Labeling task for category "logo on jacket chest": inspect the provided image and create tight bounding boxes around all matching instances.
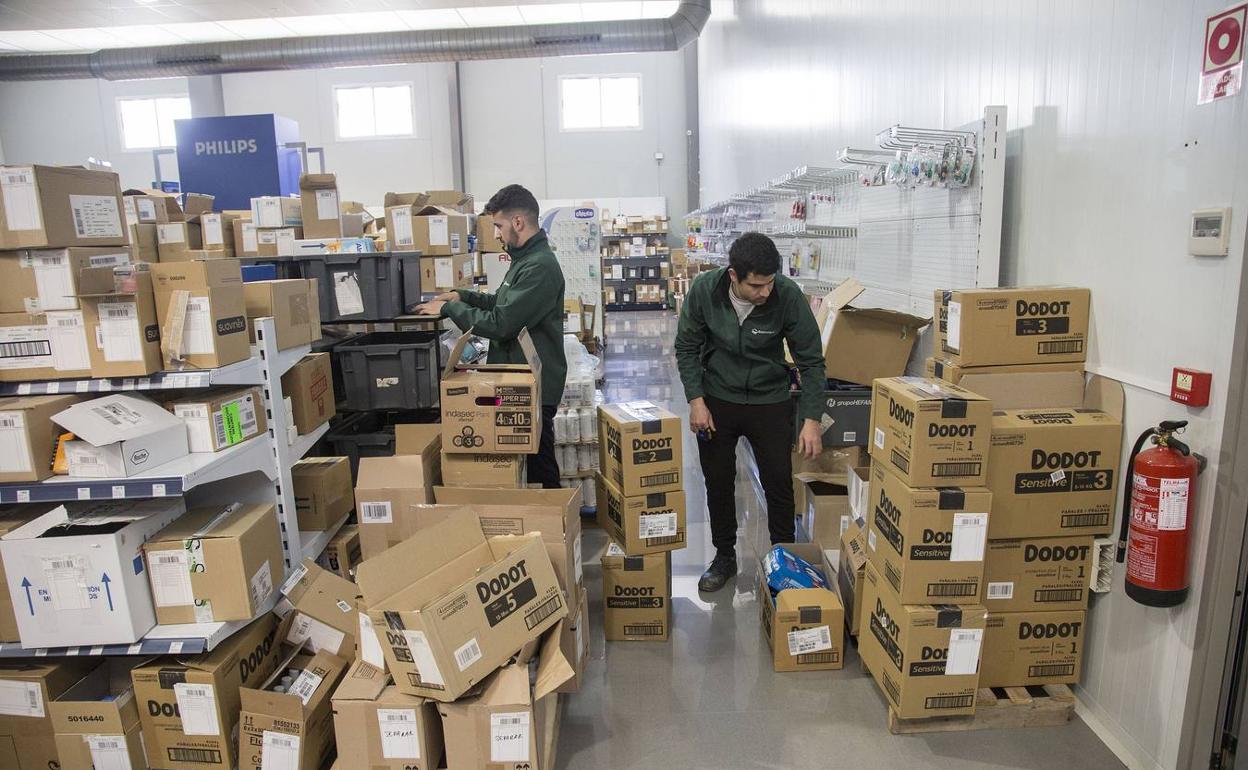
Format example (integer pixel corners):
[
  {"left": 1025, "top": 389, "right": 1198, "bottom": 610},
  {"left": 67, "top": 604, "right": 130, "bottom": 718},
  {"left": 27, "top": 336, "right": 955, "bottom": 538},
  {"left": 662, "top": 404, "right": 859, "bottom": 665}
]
[{"left": 750, "top": 327, "right": 776, "bottom": 336}]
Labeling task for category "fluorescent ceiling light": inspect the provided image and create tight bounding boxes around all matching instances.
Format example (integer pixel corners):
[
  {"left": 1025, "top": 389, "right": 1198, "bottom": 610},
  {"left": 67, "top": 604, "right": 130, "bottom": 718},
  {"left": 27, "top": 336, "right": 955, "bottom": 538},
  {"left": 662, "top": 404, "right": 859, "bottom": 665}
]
[
  {"left": 395, "top": 9, "right": 468, "bottom": 30},
  {"left": 581, "top": 1, "right": 643, "bottom": 21},
  {"left": 43, "top": 28, "right": 121, "bottom": 50},
  {"left": 519, "top": 4, "right": 584, "bottom": 24},
  {"left": 215, "top": 18, "right": 294, "bottom": 40},
  {"left": 109, "top": 24, "right": 187, "bottom": 46},
  {"left": 0, "top": 30, "right": 74, "bottom": 52},
  {"left": 456, "top": 6, "right": 526, "bottom": 27},
  {"left": 641, "top": 0, "right": 680, "bottom": 17}
]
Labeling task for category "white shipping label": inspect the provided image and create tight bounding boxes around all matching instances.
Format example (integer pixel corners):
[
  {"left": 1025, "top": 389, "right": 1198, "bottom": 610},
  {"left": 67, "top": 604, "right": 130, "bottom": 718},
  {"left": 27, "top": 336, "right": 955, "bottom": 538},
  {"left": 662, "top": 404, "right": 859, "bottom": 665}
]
[
  {"left": 99, "top": 301, "right": 144, "bottom": 362},
  {"left": 279, "top": 563, "right": 309, "bottom": 596},
  {"left": 122, "top": 196, "right": 138, "bottom": 226},
  {"left": 639, "top": 512, "right": 678, "bottom": 539},
  {"left": 173, "top": 683, "right": 220, "bottom": 736},
  {"left": 333, "top": 271, "right": 365, "bottom": 316},
  {"left": 47, "top": 311, "right": 90, "bottom": 372},
  {"left": 451, "top": 232, "right": 461, "bottom": 252},
  {"left": 183, "top": 296, "right": 215, "bottom": 355},
  {"left": 606, "top": 541, "right": 625, "bottom": 557},
  {"left": 157, "top": 223, "right": 185, "bottom": 245},
  {"left": 288, "top": 670, "right": 324, "bottom": 705},
  {"left": 401, "top": 630, "right": 445, "bottom": 687},
  {"left": 874, "top": 427, "right": 885, "bottom": 450},
  {"left": 42, "top": 553, "right": 90, "bottom": 610},
  {"left": 88, "top": 251, "right": 130, "bottom": 268},
  {"left": 0, "top": 324, "right": 52, "bottom": 371},
  {"left": 359, "top": 613, "right": 386, "bottom": 668},
  {"left": 86, "top": 735, "right": 132, "bottom": 770},
  {"left": 287, "top": 613, "right": 346, "bottom": 655},
  {"left": 260, "top": 731, "right": 301, "bottom": 770},
  {"left": 946, "top": 301, "right": 963, "bottom": 350},
  {"left": 316, "top": 189, "right": 339, "bottom": 221},
  {"left": 135, "top": 198, "right": 156, "bottom": 222},
  {"left": 360, "top": 501, "right": 393, "bottom": 523},
  {"left": 242, "top": 223, "right": 258, "bottom": 253},
  {"left": 0, "top": 412, "right": 32, "bottom": 474},
  {"left": 490, "top": 712, "right": 531, "bottom": 763},
  {"left": 378, "top": 708, "right": 420, "bottom": 760},
  {"left": 453, "top": 637, "right": 482, "bottom": 672},
  {"left": 276, "top": 229, "right": 296, "bottom": 257},
  {"left": 149, "top": 550, "right": 194, "bottom": 607},
  {"left": 391, "top": 209, "right": 414, "bottom": 247},
  {"left": 250, "top": 561, "right": 274, "bottom": 608},
  {"left": 0, "top": 680, "right": 44, "bottom": 718},
  {"left": 986, "top": 582, "right": 1014, "bottom": 600},
  {"left": 32, "top": 252, "right": 75, "bottom": 311},
  {"left": 202, "top": 215, "right": 224, "bottom": 246},
  {"left": 787, "top": 625, "right": 833, "bottom": 657},
  {"left": 950, "top": 513, "right": 988, "bottom": 562},
  {"left": 434, "top": 257, "right": 454, "bottom": 289},
  {"left": 70, "top": 195, "right": 123, "bottom": 239},
  {"left": 1, "top": 167, "right": 42, "bottom": 232},
  {"left": 1159, "top": 477, "right": 1190, "bottom": 531},
  {"left": 427, "top": 216, "right": 449, "bottom": 247},
  {"left": 867, "top": 528, "right": 877, "bottom": 552},
  {"left": 945, "top": 628, "right": 983, "bottom": 676}
]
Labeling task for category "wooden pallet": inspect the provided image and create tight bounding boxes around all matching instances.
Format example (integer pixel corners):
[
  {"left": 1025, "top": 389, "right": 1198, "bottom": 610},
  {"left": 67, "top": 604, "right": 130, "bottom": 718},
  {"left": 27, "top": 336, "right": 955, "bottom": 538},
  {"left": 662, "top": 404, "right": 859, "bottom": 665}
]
[{"left": 887, "top": 684, "right": 1077, "bottom": 734}]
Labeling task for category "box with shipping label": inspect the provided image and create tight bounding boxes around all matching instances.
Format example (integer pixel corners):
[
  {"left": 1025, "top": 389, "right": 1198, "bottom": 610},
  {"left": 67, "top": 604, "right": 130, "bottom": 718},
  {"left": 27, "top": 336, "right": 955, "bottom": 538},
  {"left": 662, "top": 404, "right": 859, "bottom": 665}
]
[
  {"left": 255, "top": 227, "right": 303, "bottom": 257},
  {"left": 864, "top": 463, "right": 991, "bottom": 605},
  {"left": 156, "top": 221, "right": 204, "bottom": 262},
  {"left": 250, "top": 196, "right": 302, "bottom": 229},
  {"left": 0, "top": 394, "right": 81, "bottom": 483},
  {"left": 980, "top": 610, "right": 1086, "bottom": 688},
  {"left": 758, "top": 543, "right": 844, "bottom": 672},
  {"left": 925, "top": 357, "right": 1084, "bottom": 385},
  {"left": 291, "top": 457, "right": 353, "bottom": 532},
  {"left": 798, "top": 384, "right": 873, "bottom": 448},
  {"left": 983, "top": 537, "right": 1093, "bottom": 612},
  {"left": 868, "top": 377, "right": 993, "bottom": 487},
  {"left": 54, "top": 393, "right": 188, "bottom": 477},
  {"left": 151, "top": 259, "right": 250, "bottom": 370},
  {"left": 440, "top": 451, "right": 525, "bottom": 488},
  {"left": 813, "top": 278, "right": 929, "bottom": 387},
  {"left": 50, "top": 660, "right": 147, "bottom": 770},
  {"left": 596, "top": 472, "right": 686, "bottom": 556},
  {"left": 837, "top": 519, "right": 869, "bottom": 636},
  {"left": 282, "top": 353, "right": 336, "bottom": 435},
  {"left": 354, "top": 427, "right": 442, "bottom": 558},
  {"left": 277, "top": 558, "right": 360, "bottom": 659},
  {"left": 420, "top": 254, "right": 474, "bottom": 292},
  {"left": 243, "top": 279, "right": 320, "bottom": 350},
  {"left": 387, "top": 205, "right": 469, "bottom": 256},
  {"left": 425, "top": 190, "right": 474, "bottom": 214},
  {"left": 199, "top": 212, "right": 239, "bottom": 256},
  {"left": 356, "top": 515, "right": 567, "bottom": 702},
  {"left": 936, "top": 287, "right": 1090, "bottom": 367},
  {"left": 299, "top": 174, "right": 342, "bottom": 240},
  {"left": 144, "top": 503, "right": 283, "bottom": 624},
  {"left": 441, "top": 330, "right": 541, "bottom": 455},
  {"left": 598, "top": 401, "right": 682, "bottom": 495},
  {"left": 0, "top": 659, "right": 98, "bottom": 770},
  {"left": 238, "top": 649, "right": 350, "bottom": 770},
  {"left": 796, "top": 473, "right": 849, "bottom": 548},
  {"left": 232, "top": 217, "right": 259, "bottom": 258},
  {"left": 331, "top": 661, "right": 444, "bottom": 770},
  {"left": 317, "top": 524, "right": 361, "bottom": 581},
  {"left": 0, "top": 165, "right": 127, "bottom": 250},
  {"left": 0, "top": 504, "right": 60, "bottom": 640},
  {"left": 76, "top": 265, "right": 163, "bottom": 378},
  {"left": 859, "top": 561, "right": 987, "bottom": 720},
  {"left": 131, "top": 615, "right": 283, "bottom": 770},
  {"left": 0, "top": 247, "right": 131, "bottom": 313},
  {"left": 0, "top": 310, "right": 93, "bottom": 382},
  {"left": 169, "top": 386, "right": 266, "bottom": 453},
  {"left": 0, "top": 499, "right": 186, "bottom": 647},
  {"left": 602, "top": 543, "right": 670, "bottom": 641},
  {"left": 128, "top": 191, "right": 182, "bottom": 225}
]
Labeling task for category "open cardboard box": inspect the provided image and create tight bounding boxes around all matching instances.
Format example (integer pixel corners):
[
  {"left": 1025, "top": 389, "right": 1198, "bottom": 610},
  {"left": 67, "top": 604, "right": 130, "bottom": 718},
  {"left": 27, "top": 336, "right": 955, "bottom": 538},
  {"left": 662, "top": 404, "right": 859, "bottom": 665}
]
[
  {"left": 813, "top": 278, "right": 929, "bottom": 387},
  {"left": 440, "top": 329, "right": 542, "bottom": 455}
]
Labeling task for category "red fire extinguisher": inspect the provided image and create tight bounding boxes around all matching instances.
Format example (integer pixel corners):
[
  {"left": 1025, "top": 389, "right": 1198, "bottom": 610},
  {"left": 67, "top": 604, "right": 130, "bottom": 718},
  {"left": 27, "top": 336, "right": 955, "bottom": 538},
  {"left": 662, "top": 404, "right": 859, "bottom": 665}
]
[{"left": 1116, "top": 420, "right": 1203, "bottom": 607}]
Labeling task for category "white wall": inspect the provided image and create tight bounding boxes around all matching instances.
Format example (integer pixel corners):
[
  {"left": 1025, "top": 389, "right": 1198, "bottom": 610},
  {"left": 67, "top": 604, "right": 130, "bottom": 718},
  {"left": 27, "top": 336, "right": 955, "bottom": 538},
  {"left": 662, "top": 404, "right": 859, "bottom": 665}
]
[{"left": 698, "top": 3, "right": 1246, "bottom": 770}]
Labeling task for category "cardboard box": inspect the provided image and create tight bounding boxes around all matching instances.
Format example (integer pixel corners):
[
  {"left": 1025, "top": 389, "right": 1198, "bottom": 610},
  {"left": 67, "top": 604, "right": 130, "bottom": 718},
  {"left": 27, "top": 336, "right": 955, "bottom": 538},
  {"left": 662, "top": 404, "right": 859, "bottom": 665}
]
[
  {"left": 0, "top": 247, "right": 131, "bottom": 313},
  {"left": 983, "top": 536, "right": 1093, "bottom": 612},
  {"left": 129, "top": 191, "right": 182, "bottom": 224},
  {"left": 420, "top": 253, "right": 474, "bottom": 292},
  {"left": 355, "top": 425, "right": 442, "bottom": 558},
  {"left": 76, "top": 265, "right": 164, "bottom": 377},
  {"left": 868, "top": 377, "right": 993, "bottom": 488},
  {"left": 50, "top": 661, "right": 147, "bottom": 770},
  {"left": 925, "top": 357, "right": 1084, "bottom": 385},
  {"left": 357, "top": 515, "right": 568, "bottom": 701},
  {"left": 557, "top": 595, "right": 590, "bottom": 694},
  {"left": 0, "top": 310, "right": 93, "bottom": 382},
  {"left": 299, "top": 174, "right": 342, "bottom": 239},
  {"left": 331, "top": 661, "right": 443, "bottom": 770},
  {"left": 317, "top": 524, "right": 361, "bottom": 581},
  {"left": 276, "top": 558, "right": 360, "bottom": 659},
  {"left": 0, "top": 165, "right": 127, "bottom": 249},
  {"left": 251, "top": 196, "right": 303, "bottom": 229},
  {"left": 847, "top": 465, "right": 871, "bottom": 522},
  {"left": 0, "top": 499, "right": 186, "bottom": 646},
  {"left": 387, "top": 205, "right": 469, "bottom": 256},
  {"left": 54, "top": 393, "right": 189, "bottom": 477},
  {"left": 0, "top": 504, "right": 58, "bottom": 640},
  {"left": 758, "top": 543, "right": 844, "bottom": 671},
  {"left": 597, "top": 401, "right": 682, "bottom": 495},
  {"left": 425, "top": 190, "right": 474, "bottom": 214},
  {"left": 601, "top": 544, "right": 670, "bottom": 641},
  {"left": 815, "top": 278, "right": 929, "bottom": 386},
  {"left": 255, "top": 227, "right": 302, "bottom": 257},
  {"left": 243, "top": 279, "right": 319, "bottom": 350},
  {"left": 292, "top": 457, "right": 353, "bottom": 532},
  {"left": 864, "top": 462, "right": 991, "bottom": 605},
  {"left": 169, "top": 386, "right": 267, "bottom": 453},
  {"left": 144, "top": 502, "right": 284, "bottom": 624},
  {"left": 476, "top": 215, "right": 505, "bottom": 253},
  {"left": 440, "top": 451, "right": 526, "bottom": 488},
  {"left": 596, "top": 472, "right": 686, "bottom": 555},
  {"left": 796, "top": 473, "right": 849, "bottom": 548},
  {"left": 199, "top": 212, "right": 237, "bottom": 256},
  {"left": 441, "top": 331, "right": 541, "bottom": 455},
  {"left": 151, "top": 259, "right": 250, "bottom": 369},
  {"left": 837, "top": 520, "right": 869, "bottom": 636},
  {"left": 132, "top": 222, "right": 159, "bottom": 262},
  {"left": 936, "top": 287, "right": 1091, "bottom": 366},
  {"left": 0, "top": 659, "right": 98, "bottom": 770},
  {"left": 0, "top": 394, "right": 80, "bottom": 482},
  {"left": 238, "top": 648, "right": 349, "bottom": 770},
  {"left": 859, "top": 560, "right": 987, "bottom": 720},
  {"left": 788, "top": 446, "right": 867, "bottom": 515},
  {"left": 156, "top": 221, "right": 204, "bottom": 262},
  {"left": 232, "top": 217, "right": 259, "bottom": 258},
  {"left": 799, "top": 385, "right": 873, "bottom": 447},
  {"left": 282, "top": 353, "right": 336, "bottom": 435},
  {"left": 981, "top": 610, "right": 1086, "bottom": 688},
  {"left": 132, "top": 614, "right": 283, "bottom": 770}
]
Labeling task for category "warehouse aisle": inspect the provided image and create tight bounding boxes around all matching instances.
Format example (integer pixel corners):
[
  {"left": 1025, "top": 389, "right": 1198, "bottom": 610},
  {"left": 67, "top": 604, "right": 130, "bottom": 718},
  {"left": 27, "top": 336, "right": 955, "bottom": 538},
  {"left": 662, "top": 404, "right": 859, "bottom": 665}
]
[{"left": 557, "top": 311, "right": 1125, "bottom": 770}]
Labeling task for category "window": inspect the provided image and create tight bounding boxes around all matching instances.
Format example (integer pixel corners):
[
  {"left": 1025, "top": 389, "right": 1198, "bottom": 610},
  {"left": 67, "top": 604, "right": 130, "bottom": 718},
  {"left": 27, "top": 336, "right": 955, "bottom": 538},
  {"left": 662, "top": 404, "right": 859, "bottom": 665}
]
[
  {"left": 559, "top": 75, "right": 642, "bottom": 131},
  {"left": 334, "top": 84, "right": 415, "bottom": 139},
  {"left": 118, "top": 96, "right": 191, "bottom": 150}
]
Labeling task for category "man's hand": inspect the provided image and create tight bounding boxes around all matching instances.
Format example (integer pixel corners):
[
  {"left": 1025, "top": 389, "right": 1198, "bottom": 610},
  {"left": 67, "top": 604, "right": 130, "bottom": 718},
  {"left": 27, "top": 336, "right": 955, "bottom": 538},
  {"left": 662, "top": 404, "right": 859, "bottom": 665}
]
[
  {"left": 414, "top": 299, "right": 446, "bottom": 317},
  {"left": 433, "top": 291, "right": 461, "bottom": 302},
  {"left": 689, "top": 397, "right": 715, "bottom": 436},
  {"left": 798, "top": 418, "right": 822, "bottom": 460}
]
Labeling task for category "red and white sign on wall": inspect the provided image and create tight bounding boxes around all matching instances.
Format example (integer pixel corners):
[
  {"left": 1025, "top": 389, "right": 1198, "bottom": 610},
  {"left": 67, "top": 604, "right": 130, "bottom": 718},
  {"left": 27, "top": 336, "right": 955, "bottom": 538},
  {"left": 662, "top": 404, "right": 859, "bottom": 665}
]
[{"left": 1199, "top": 4, "right": 1246, "bottom": 104}]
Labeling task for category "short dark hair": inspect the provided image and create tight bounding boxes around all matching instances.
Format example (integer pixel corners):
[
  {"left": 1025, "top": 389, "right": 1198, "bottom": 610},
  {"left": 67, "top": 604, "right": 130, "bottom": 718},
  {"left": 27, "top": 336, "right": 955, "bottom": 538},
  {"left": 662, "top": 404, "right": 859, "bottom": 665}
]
[
  {"left": 484, "top": 184, "right": 540, "bottom": 226},
  {"left": 728, "top": 232, "right": 781, "bottom": 279}
]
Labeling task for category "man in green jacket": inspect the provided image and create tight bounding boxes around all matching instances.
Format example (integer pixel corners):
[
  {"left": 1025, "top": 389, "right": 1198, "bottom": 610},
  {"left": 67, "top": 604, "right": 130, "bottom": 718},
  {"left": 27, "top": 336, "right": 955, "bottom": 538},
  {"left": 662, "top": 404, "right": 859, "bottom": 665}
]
[
  {"left": 675, "top": 232, "right": 826, "bottom": 592},
  {"left": 416, "top": 184, "right": 567, "bottom": 488}
]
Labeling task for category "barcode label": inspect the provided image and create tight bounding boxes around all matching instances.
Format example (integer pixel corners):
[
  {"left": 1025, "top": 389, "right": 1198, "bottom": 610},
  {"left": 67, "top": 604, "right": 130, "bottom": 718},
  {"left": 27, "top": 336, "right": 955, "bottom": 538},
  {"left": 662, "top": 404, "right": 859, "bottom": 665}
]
[
  {"left": 1035, "top": 588, "right": 1084, "bottom": 603},
  {"left": 932, "top": 462, "right": 982, "bottom": 478},
  {"left": 987, "top": 582, "right": 1014, "bottom": 600},
  {"left": 0, "top": 416, "right": 17, "bottom": 428},
  {"left": 787, "top": 625, "right": 833, "bottom": 657},
  {"left": 927, "top": 582, "right": 978, "bottom": 597},
  {"left": 640, "top": 472, "right": 679, "bottom": 488},
  {"left": 378, "top": 708, "right": 420, "bottom": 760},
  {"left": 624, "top": 623, "right": 665, "bottom": 636},
  {"left": 1028, "top": 663, "right": 1076, "bottom": 678},
  {"left": 1038, "top": 340, "right": 1084, "bottom": 355},
  {"left": 883, "top": 558, "right": 900, "bottom": 592},
  {"left": 454, "top": 637, "right": 482, "bottom": 671},
  {"left": 212, "top": 412, "right": 227, "bottom": 448},
  {"left": 797, "top": 651, "right": 840, "bottom": 665},
  {"left": 889, "top": 450, "right": 910, "bottom": 474},
  {"left": 288, "top": 670, "right": 323, "bottom": 705},
  {"left": 279, "top": 563, "right": 308, "bottom": 596},
  {"left": 361, "top": 501, "right": 393, "bottom": 523},
  {"left": 104, "top": 306, "right": 134, "bottom": 318},
  {"left": 645, "top": 533, "right": 685, "bottom": 546},
  {"left": 883, "top": 672, "right": 901, "bottom": 704},
  {"left": 261, "top": 731, "right": 301, "bottom": 770},
  {"left": 75, "top": 455, "right": 102, "bottom": 465},
  {"left": 168, "top": 748, "right": 223, "bottom": 764},
  {"left": 524, "top": 595, "right": 563, "bottom": 630},
  {"left": 1062, "top": 513, "right": 1109, "bottom": 528},
  {"left": 925, "top": 695, "right": 975, "bottom": 710},
  {"left": 638, "top": 511, "right": 677, "bottom": 539},
  {"left": 874, "top": 427, "right": 886, "bottom": 449},
  {"left": 490, "top": 711, "right": 530, "bottom": 763},
  {"left": 498, "top": 435, "right": 531, "bottom": 445},
  {"left": 0, "top": 340, "right": 51, "bottom": 358}
]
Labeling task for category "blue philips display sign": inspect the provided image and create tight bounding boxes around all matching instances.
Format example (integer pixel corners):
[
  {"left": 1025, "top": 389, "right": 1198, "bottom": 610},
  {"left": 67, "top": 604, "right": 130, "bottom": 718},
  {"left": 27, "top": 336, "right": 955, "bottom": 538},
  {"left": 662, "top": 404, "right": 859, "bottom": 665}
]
[{"left": 174, "top": 114, "right": 302, "bottom": 210}]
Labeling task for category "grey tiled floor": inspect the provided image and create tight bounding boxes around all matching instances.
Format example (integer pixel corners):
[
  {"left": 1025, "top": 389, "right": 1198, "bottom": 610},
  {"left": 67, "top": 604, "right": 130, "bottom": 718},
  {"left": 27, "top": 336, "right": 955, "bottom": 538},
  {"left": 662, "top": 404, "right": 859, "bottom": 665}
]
[{"left": 556, "top": 311, "right": 1125, "bottom": 770}]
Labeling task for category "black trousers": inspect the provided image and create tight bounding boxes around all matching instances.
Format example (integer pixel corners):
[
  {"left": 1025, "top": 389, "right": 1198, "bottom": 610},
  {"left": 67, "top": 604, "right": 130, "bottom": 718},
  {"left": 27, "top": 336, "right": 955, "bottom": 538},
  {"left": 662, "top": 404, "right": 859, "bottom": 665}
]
[
  {"left": 527, "top": 404, "right": 562, "bottom": 489},
  {"left": 697, "top": 396, "right": 795, "bottom": 556}
]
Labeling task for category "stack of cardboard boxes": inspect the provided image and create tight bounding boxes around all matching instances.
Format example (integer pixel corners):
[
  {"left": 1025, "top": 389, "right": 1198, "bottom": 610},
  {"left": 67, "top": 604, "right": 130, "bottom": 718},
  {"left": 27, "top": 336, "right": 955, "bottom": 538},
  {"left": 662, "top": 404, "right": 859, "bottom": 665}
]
[{"left": 383, "top": 191, "right": 473, "bottom": 293}]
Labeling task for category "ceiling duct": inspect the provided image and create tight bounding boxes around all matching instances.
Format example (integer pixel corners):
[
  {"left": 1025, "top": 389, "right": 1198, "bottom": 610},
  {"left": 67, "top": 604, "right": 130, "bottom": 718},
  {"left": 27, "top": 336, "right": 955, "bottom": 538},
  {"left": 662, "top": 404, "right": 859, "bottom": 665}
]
[{"left": 0, "top": 0, "right": 710, "bottom": 81}]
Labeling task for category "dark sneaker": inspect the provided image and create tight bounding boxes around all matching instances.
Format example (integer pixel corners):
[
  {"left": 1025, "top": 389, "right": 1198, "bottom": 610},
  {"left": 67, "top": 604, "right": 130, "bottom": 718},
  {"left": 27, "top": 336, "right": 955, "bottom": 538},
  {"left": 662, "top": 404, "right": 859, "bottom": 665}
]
[{"left": 698, "top": 554, "right": 738, "bottom": 593}]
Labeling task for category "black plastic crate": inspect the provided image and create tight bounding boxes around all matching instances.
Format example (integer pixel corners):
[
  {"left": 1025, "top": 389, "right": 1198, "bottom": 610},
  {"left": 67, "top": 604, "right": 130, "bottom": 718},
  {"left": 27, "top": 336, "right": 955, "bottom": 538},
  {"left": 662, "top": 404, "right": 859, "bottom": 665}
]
[
  {"left": 323, "top": 410, "right": 436, "bottom": 478},
  {"left": 336, "top": 330, "right": 443, "bottom": 411},
  {"left": 294, "top": 251, "right": 423, "bottom": 322}
]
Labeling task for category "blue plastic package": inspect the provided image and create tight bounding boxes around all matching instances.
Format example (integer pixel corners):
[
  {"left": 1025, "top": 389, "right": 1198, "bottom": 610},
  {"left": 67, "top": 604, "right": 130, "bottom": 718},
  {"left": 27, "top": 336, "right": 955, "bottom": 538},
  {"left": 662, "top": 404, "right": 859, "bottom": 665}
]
[{"left": 763, "top": 546, "right": 828, "bottom": 593}]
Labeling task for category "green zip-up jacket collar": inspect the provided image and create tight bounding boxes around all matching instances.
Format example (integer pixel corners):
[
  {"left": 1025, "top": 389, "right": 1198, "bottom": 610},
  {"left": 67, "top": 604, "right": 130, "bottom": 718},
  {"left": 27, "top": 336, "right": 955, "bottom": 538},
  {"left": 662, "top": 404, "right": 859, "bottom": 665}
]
[
  {"left": 674, "top": 267, "right": 826, "bottom": 421},
  {"left": 443, "top": 229, "right": 567, "bottom": 406}
]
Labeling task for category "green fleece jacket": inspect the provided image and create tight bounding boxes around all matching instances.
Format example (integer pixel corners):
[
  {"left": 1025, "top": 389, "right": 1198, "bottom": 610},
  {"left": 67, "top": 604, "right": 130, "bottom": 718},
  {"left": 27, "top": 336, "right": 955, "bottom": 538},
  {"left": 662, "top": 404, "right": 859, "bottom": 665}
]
[
  {"left": 674, "top": 267, "right": 826, "bottom": 421},
  {"left": 442, "top": 229, "right": 567, "bottom": 406}
]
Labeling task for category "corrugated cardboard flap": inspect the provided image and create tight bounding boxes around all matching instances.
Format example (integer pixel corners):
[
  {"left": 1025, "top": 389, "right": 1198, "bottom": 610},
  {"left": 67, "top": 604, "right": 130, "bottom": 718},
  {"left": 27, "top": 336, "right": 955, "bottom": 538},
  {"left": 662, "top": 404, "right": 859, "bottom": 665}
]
[
  {"left": 795, "top": 471, "right": 850, "bottom": 489},
  {"left": 842, "top": 306, "right": 931, "bottom": 329},
  {"left": 442, "top": 331, "right": 474, "bottom": 378},
  {"left": 330, "top": 660, "right": 389, "bottom": 703},
  {"left": 414, "top": 205, "right": 464, "bottom": 219},
  {"left": 73, "top": 265, "right": 146, "bottom": 298},
  {"left": 299, "top": 174, "right": 337, "bottom": 191},
  {"left": 52, "top": 394, "right": 182, "bottom": 446},
  {"left": 356, "top": 514, "right": 493, "bottom": 609},
  {"left": 958, "top": 371, "right": 1123, "bottom": 416},
  {"left": 4, "top": 505, "right": 70, "bottom": 540},
  {"left": 517, "top": 327, "right": 541, "bottom": 378},
  {"left": 485, "top": 533, "right": 546, "bottom": 562},
  {"left": 533, "top": 624, "right": 574, "bottom": 700},
  {"left": 151, "top": 503, "right": 270, "bottom": 541},
  {"left": 383, "top": 192, "right": 429, "bottom": 209},
  {"left": 824, "top": 277, "right": 866, "bottom": 314}
]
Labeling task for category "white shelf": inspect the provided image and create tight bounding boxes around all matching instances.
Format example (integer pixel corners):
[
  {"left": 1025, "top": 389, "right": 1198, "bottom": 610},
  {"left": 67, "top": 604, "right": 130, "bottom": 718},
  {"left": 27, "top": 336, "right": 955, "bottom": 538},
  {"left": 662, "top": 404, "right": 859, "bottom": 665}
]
[
  {"left": 300, "top": 513, "right": 350, "bottom": 562},
  {"left": 288, "top": 421, "right": 330, "bottom": 461}
]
